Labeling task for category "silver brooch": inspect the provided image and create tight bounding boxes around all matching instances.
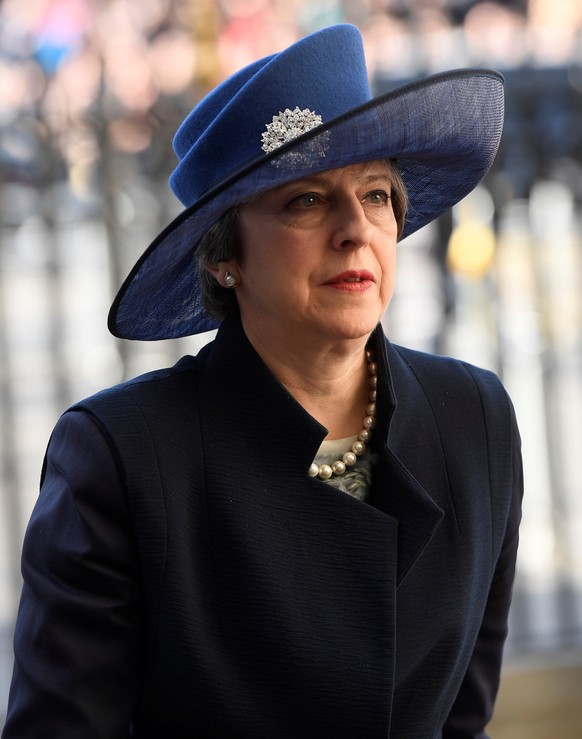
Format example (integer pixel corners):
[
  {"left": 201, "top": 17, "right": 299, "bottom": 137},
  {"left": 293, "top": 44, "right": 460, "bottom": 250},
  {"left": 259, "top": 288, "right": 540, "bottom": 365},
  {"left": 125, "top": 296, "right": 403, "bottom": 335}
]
[
  {"left": 261, "top": 107, "right": 323, "bottom": 153},
  {"left": 261, "top": 107, "right": 330, "bottom": 169}
]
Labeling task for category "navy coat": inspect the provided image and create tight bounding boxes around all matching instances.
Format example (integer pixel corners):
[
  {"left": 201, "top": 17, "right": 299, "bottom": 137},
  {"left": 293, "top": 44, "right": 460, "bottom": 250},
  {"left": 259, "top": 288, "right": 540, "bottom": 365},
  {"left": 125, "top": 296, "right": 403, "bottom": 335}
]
[{"left": 3, "top": 316, "right": 522, "bottom": 738}]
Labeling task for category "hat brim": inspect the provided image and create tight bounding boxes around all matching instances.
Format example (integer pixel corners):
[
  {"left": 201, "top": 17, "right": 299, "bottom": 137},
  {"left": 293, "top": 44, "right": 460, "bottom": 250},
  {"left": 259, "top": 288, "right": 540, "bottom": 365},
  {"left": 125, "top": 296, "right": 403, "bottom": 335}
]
[{"left": 109, "top": 68, "right": 504, "bottom": 340}]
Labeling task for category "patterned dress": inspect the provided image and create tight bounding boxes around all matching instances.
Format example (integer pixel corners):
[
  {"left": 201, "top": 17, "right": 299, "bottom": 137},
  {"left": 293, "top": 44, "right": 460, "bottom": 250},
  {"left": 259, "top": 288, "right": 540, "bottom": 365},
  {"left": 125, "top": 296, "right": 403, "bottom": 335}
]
[{"left": 312, "top": 436, "right": 376, "bottom": 501}]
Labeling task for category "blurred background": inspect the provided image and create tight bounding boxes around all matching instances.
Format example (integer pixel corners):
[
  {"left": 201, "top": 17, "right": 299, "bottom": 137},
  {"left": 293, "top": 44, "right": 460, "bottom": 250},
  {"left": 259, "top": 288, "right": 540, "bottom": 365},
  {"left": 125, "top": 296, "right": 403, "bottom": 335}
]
[{"left": 1, "top": 0, "right": 581, "bottom": 735}]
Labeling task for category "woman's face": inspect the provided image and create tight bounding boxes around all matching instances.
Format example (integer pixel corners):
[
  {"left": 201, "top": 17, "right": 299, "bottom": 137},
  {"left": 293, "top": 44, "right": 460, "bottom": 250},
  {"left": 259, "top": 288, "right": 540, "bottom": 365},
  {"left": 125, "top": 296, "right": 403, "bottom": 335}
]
[{"left": 230, "top": 160, "right": 398, "bottom": 351}]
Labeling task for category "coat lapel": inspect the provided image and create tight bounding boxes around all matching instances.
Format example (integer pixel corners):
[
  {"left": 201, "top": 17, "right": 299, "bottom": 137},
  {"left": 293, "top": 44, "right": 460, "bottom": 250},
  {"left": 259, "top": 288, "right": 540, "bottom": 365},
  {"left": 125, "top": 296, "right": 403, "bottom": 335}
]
[{"left": 368, "top": 330, "right": 445, "bottom": 587}]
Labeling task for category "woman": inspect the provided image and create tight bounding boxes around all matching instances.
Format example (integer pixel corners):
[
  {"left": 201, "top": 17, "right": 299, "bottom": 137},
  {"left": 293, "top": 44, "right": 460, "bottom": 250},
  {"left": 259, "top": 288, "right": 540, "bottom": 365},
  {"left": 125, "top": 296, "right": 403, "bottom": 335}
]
[{"left": 3, "top": 24, "right": 522, "bottom": 739}]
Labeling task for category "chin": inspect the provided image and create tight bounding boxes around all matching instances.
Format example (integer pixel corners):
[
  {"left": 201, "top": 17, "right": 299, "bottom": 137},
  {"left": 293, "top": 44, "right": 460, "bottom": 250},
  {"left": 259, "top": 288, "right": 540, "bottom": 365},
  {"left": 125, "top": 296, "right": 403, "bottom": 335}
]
[{"left": 323, "top": 318, "right": 379, "bottom": 342}]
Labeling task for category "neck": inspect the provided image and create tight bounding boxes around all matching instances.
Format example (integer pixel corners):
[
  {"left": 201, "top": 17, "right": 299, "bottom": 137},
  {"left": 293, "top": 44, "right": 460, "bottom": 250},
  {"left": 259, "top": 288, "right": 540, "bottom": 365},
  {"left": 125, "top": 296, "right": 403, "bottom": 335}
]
[{"left": 241, "top": 320, "right": 375, "bottom": 439}]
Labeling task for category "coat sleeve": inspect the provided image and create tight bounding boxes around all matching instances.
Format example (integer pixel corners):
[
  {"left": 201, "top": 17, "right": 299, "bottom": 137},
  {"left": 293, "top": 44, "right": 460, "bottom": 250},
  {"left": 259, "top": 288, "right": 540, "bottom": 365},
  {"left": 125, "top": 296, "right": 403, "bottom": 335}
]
[
  {"left": 443, "top": 388, "right": 524, "bottom": 738},
  {"left": 2, "top": 410, "right": 142, "bottom": 739}
]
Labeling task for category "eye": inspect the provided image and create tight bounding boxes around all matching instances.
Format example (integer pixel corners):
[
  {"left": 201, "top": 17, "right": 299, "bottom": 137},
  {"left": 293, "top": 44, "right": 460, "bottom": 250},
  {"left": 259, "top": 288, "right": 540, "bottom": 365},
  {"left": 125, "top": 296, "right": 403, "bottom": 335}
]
[
  {"left": 365, "top": 190, "right": 390, "bottom": 206},
  {"left": 288, "top": 192, "right": 322, "bottom": 209}
]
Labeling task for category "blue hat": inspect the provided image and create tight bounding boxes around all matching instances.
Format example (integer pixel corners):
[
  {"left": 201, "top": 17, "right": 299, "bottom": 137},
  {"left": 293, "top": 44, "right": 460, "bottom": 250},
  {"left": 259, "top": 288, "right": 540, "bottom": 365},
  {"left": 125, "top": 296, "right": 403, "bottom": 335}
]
[{"left": 109, "top": 24, "right": 504, "bottom": 340}]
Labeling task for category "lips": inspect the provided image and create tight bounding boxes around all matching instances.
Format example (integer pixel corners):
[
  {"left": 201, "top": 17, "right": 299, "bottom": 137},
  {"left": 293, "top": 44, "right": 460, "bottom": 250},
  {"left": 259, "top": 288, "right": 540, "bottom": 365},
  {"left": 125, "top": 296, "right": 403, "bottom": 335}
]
[
  {"left": 322, "top": 270, "right": 375, "bottom": 293},
  {"left": 324, "top": 270, "right": 375, "bottom": 285}
]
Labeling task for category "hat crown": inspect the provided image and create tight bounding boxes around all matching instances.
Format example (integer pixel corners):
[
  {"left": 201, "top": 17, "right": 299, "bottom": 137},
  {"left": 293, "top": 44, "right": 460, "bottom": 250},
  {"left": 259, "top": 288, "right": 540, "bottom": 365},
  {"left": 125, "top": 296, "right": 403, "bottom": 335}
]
[{"left": 169, "top": 25, "right": 372, "bottom": 207}]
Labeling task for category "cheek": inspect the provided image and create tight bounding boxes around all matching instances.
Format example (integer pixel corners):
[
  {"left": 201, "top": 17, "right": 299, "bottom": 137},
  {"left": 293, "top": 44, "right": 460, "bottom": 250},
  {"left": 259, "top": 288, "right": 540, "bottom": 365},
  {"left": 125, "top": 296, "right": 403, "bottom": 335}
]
[
  {"left": 235, "top": 220, "right": 260, "bottom": 270},
  {"left": 235, "top": 229, "right": 300, "bottom": 302},
  {"left": 238, "top": 226, "right": 309, "bottom": 280},
  {"left": 237, "top": 217, "right": 289, "bottom": 267},
  {"left": 379, "top": 245, "right": 397, "bottom": 303}
]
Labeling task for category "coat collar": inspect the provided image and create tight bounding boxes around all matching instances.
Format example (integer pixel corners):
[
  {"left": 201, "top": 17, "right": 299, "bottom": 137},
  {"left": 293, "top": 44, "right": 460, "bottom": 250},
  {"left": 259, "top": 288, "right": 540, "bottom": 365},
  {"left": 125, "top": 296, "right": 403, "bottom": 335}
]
[
  {"left": 372, "top": 332, "right": 445, "bottom": 585},
  {"left": 196, "top": 315, "right": 444, "bottom": 587},
  {"left": 197, "top": 314, "right": 327, "bottom": 471}
]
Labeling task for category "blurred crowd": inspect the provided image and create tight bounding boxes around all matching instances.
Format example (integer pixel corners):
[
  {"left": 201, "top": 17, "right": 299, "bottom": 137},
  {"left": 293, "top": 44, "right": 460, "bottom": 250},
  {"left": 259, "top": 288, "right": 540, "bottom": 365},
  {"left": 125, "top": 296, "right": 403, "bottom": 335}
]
[{"left": 1, "top": 0, "right": 582, "bottom": 225}]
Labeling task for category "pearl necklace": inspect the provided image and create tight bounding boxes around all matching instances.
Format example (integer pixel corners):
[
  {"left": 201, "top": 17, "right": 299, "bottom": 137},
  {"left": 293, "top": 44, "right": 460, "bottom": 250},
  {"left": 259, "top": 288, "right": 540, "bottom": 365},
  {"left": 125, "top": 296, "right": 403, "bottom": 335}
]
[{"left": 309, "top": 350, "right": 377, "bottom": 480}]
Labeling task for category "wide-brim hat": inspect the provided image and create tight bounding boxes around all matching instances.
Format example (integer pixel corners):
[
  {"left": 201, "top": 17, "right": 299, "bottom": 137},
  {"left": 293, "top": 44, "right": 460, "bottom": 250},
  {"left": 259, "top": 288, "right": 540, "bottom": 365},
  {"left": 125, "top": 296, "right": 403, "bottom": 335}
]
[{"left": 109, "top": 24, "right": 504, "bottom": 341}]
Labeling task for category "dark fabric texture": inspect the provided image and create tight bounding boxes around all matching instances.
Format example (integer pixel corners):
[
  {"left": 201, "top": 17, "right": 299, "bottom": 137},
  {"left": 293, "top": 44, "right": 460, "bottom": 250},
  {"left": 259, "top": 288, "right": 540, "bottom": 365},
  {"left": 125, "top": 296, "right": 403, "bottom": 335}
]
[{"left": 3, "top": 316, "right": 522, "bottom": 738}]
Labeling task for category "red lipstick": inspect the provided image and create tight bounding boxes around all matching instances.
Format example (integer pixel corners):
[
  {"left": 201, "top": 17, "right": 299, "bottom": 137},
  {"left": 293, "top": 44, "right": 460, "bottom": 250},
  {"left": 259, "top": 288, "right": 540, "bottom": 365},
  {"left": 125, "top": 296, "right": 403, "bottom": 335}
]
[{"left": 324, "top": 270, "right": 375, "bottom": 291}]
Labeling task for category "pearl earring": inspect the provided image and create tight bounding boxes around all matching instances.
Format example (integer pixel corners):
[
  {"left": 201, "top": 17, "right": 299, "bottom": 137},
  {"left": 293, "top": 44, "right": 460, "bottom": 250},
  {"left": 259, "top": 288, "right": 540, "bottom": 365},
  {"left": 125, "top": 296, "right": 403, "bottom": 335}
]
[{"left": 225, "top": 271, "right": 239, "bottom": 288}]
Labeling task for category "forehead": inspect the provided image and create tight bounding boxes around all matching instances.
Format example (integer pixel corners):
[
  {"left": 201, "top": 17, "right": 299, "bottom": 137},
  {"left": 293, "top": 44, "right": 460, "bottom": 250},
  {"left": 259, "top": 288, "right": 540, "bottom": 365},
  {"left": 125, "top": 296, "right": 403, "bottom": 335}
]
[{"left": 290, "top": 159, "right": 392, "bottom": 185}]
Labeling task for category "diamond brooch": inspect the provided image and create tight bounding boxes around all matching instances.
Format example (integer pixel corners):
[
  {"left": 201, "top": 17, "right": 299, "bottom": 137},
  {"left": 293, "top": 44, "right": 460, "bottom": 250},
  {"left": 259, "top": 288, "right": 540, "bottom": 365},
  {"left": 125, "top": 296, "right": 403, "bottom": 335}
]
[
  {"left": 261, "top": 107, "right": 324, "bottom": 153},
  {"left": 260, "top": 107, "right": 329, "bottom": 168}
]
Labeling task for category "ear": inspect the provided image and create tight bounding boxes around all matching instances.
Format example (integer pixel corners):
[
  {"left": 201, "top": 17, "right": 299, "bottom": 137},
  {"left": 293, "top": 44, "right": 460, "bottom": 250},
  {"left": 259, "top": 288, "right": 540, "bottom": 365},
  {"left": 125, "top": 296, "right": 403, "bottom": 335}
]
[
  {"left": 204, "top": 261, "right": 222, "bottom": 282},
  {"left": 204, "top": 260, "right": 238, "bottom": 288}
]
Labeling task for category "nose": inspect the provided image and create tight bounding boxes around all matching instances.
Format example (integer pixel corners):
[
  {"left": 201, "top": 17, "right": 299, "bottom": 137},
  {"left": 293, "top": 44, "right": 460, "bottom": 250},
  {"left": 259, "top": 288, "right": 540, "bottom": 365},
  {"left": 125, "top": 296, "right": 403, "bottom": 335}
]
[{"left": 330, "top": 197, "right": 374, "bottom": 250}]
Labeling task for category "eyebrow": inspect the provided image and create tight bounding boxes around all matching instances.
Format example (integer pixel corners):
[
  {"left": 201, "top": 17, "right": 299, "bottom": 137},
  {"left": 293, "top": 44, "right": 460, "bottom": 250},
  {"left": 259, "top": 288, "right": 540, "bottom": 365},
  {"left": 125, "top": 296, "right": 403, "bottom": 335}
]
[{"left": 359, "top": 173, "right": 392, "bottom": 186}]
